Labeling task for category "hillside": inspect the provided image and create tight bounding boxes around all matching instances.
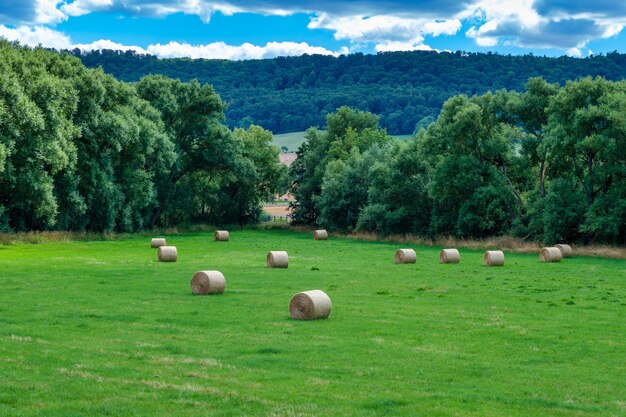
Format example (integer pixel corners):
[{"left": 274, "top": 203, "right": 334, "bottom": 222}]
[{"left": 73, "top": 49, "right": 626, "bottom": 134}]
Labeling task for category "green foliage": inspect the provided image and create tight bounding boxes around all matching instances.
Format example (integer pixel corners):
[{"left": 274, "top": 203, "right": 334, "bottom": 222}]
[
  {"left": 541, "top": 179, "right": 587, "bottom": 244},
  {"left": 540, "top": 77, "right": 626, "bottom": 243},
  {"left": 73, "top": 49, "right": 626, "bottom": 135},
  {"left": 0, "top": 42, "right": 283, "bottom": 232},
  {"left": 357, "top": 141, "right": 430, "bottom": 235},
  {"left": 315, "top": 149, "right": 371, "bottom": 231},
  {"left": 289, "top": 107, "right": 391, "bottom": 225},
  {"left": 291, "top": 78, "right": 626, "bottom": 244}
]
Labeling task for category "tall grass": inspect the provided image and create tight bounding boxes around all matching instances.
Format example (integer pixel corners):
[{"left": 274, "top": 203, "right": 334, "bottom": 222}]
[
  {"left": 3, "top": 226, "right": 624, "bottom": 259},
  {"left": 291, "top": 227, "right": 626, "bottom": 259}
]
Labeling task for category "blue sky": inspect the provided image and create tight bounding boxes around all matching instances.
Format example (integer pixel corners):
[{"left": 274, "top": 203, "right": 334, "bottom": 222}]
[{"left": 1, "top": 1, "right": 626, "bottom": 59}]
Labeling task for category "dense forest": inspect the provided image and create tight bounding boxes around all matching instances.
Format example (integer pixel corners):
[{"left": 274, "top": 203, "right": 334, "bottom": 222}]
[
  {"left": 0, "top": 41, "right": 286, "bottom": 233},
  {"left": 73, "top": 49, "right": 626, "bottom": 135},
  {"left": 290, "top": 78, "right": 626, "bottom": 245}
]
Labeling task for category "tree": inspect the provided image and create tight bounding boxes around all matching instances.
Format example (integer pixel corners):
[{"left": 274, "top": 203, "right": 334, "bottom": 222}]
[
  {"left": 289, "top": 107, "right": 391, "bottom": 225},
  {"left": 420, "top": 94, "right": 520, "bottom": 237},
  {"left": 136, "top": 75, "right": 236, "bottom": 226},
  {"left": 0, "top": 42, "right": 284, "bottom": 232},
  {"left": 0, "top": 43, "right": 80, "bottom": 230},
  {"left": 357, "top": 141, "right": 430, "bottom": 235},
  {"left": 315, "top": 148, "right": 374, "bottom": 231},
  {"left": 542, "top": 77, "right": 626, "bottom": 242}
]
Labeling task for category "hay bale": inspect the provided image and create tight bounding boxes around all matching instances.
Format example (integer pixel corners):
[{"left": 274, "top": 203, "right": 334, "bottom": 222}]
[
  {"left": 440, "top": 248, "right": 460, "bottom": 264},
  {"left": 158, "top": 246, "right": 178, "bottom": 262},
  {"left": 214, "top": 230, "right": 229, "bottom": 242},
  {"left": 313, "top": 230, "right": 328, "bottom": 240},
  {"left": 483, "top": 250, "right": 505, "bottom": 266},
  {"left": 395, "top": 249, "right": 416, "bottom": 264},
  {"left": 555, "top": 244, "right": 573, "bottom": 258},
  {"left": 540, "top": 247, "right": 562, "bottom": 263},
  {"left": 151, "top": 238, "right": 166, "bottom": 248},
  {"left": 289, "top": 290, "right": 332, "bottom": 320},
  {"left": 190, "top": 271, "right": 226, "bottom": 295},
  {"left": 267, "top": 251, "right": 288, "bottom": 268}
]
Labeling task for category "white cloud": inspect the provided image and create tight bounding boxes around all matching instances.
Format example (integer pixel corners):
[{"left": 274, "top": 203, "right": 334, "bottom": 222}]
[
  {"left": 601, "top": 23, "right": 624, "bottom": 38},
  {"left": 566, "top": 47, "right": 582, "bottom": 57},
  {"left": 74, "top": 39, "right": 147, "bottom": 54},
  {"left": 462, "top": 0, "right": 626, "bottom": 51},
  {"left": 62, "top": 0, "right": 113, "bottom": 17},
  {"left": 308, "top": 13, "right": 461, "bottom": 53},
  {"left": 423, "top": 19, "right": 463, "bottom": 37},
  {"left": 0, "top": 24, "right": 71, "bottom": 48},
  {"left": 35, "top": 0, "right": 67, "bottom": 24},
  {"left": 0, "top": 24, "right": 347, "bottom": 59},
  {"left": 61, "top": 0, "right": 244, "bottom": 23},
  {"left": 147, "top": 40, "right": 348, "bottom": 59},
  {"left": 319, "top": 14, "right": 460, "bottom": 41},
  {"left": 375, "top": 41, "right": 433, "bottom": 53},
  {"left": 2, "top": 0, "right": 626, "bottom": 56},
  {"left": 466, "top": 21, "right": 500, "bottom": 47}
]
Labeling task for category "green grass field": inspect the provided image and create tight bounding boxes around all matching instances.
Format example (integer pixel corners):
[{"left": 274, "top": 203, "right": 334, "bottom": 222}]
[
  {"left": 1, "top": 229, "right": 624, "bottom": 417},
  {"left": 272, "top": 131, "right": 310, "bottom": 152},
  {"left": 273, "top": 131, "right": 414, "bottom": 152}
]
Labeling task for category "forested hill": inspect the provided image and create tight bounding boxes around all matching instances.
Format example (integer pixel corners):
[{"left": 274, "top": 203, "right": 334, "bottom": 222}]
[{"left": 73, "top": 49, "right": 626, "bottom": 135}]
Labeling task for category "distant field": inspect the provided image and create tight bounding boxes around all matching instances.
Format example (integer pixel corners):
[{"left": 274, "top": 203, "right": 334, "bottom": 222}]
[
  {"left": 0, "top": 229, "right": 624, "bottom": 416},
  {"left": 272, "top": 131, "right": 309, "bottom": 152},
  {"left": 273, "top": 131, "right": 415, "bottom": 152}
]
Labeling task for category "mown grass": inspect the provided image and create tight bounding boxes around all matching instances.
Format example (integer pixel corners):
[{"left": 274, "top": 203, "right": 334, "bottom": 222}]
[{"left": 0, "top": 229, "right": 624, "bottom": 417}]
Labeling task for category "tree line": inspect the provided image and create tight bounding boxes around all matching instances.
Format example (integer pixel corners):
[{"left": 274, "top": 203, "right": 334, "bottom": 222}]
[
  {"left": 0, "top": 41, "right": 286, "bottom": 232},
  {"left": 290, "top": 77, "right": 626, "bottom": 244},
  {"left": 72, "top": 49, "right": 626, "bottom": 135}
]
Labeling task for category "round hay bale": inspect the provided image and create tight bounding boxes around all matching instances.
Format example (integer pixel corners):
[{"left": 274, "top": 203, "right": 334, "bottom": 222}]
[
  {"left": 190, "top": 271, "right": 226, "bottom": 295},
  {"left": 483, "top": 250, "right": 505, "bottom": 266},
  {"left": 289, "top": 290, "right": 332, "bottom": 320},
  {"left": 313, "top": 230, "right": 328, "bottom": 240},
  {"left": 395, "top": 249, "right": 416, "bottom": 264},
  {"left": 267, "top": 251, "right": 288, "bottom": 268},
  {"left": 158, "top": 246, "right": 178, "bottom": 262},
  {"left": 555, "top": 244, "right": 573, "bottom": 258},
  {"left": 540, "top": 247, "right": 562, "bottom": 263},
  {"left": 440, "top": 248, "right": 460, "bottom": 264},
  {"left": 151, "top": 238, "right": 166, "bottom": 248},
  {"left": 214, "top": 230, "right": 229, "bottom": 242}
]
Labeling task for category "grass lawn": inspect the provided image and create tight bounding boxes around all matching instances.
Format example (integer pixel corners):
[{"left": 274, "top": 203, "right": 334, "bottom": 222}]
[{"left": 0, "top": 229, "right": 624, "bottom": 416}]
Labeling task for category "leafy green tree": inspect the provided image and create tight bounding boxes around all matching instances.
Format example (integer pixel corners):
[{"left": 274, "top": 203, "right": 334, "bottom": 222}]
[
  {"left": 357, "top": 140, "right": 430, "bottom": 235},
  {"left": 289, "top": 107, "right": 391, "bottom": 224},
  {"left": 540, "top": 179, "right": 587, "bottom": 243},
  {"left": 420, "top": 94, "right": 520, "bottom": 237},
  {"left": 506, "top": 77, "right": 558, "bottom": 198},
  {"left": 315, "top": 148, "right": 376, "bottom": 231},
  {"left": 136, "top": 75, "right": 236, "bottom": 226},
  {"left": 542, "top": 77, "right": 626, "bottom": 242},
  {"left": 0, "top": 42, "right": 284, "bottom": 233},
  {"left": 72, "top": 70, "right": 175, "bottom": 231},
  {"left": 0, "top": 42, "right": 80, "bottom": 230}
]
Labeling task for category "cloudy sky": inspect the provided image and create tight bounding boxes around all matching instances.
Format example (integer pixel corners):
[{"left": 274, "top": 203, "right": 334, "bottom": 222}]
[{"left": 1, "top": 0, "right": 625, "bottom": 60}]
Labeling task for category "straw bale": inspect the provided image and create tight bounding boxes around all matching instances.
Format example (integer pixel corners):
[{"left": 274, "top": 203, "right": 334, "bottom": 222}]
[
  {"left": 483, "top": 250, "right": 505, "bottom": 266},
  {"left": 555, "top": 244, "right": 573, "bottom": 258},
  {"left": 314, "top": 230, "right": 328, "bottom": 240},
  {"left": 395, "top": 249, "right": 416, "bottom": 264},
  {"left": 191, "top": 271, "right": 226, "bottom": 295},
  {"left": 440, "top": 248, "right": 460, "bottom": 264},
  {"left": 267, "top": 251, "right": 288, "bottom": 268},
  {"left": 151, "top": 238, "right": 166, "bottom": 248},
  {"left": 158, "top": 246, "right": 178, "bottom": 262},
  {"left": 289, "top": 290, "right": 332, "bottom": 320},
  {"left": 214, "top": 230, "right": 229, "bottom": 241},
  {"left": 540, "top": 247, "right": 562, "bottom": 262}
]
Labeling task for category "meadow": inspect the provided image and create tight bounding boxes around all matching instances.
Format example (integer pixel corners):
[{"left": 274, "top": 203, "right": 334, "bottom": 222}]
[
  {"left": 273, "top": 131, "right": 414, "bottom": 152},
  {"left": 0, "top": 229, "right": 624, "bottom": 417}
]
